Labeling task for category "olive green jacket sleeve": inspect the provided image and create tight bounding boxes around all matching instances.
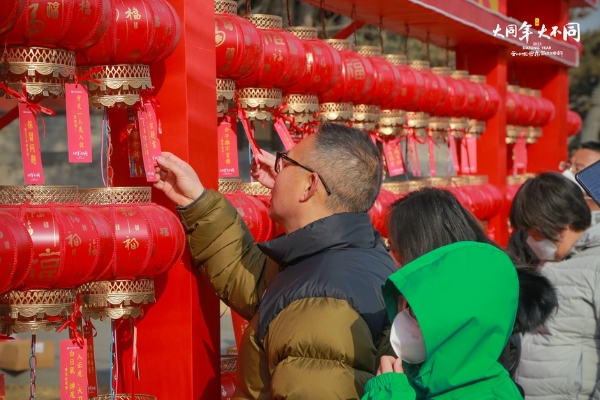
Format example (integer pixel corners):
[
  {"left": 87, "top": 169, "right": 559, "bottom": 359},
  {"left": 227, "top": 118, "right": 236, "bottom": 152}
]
[{"left": 178, "top": 189, "right": 279, "bottom": 320}]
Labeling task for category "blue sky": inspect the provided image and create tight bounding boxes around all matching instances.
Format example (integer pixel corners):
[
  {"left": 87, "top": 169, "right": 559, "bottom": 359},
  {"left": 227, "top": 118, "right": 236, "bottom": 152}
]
[{"left": 574, "top": 7, "right": 600, "bottom": 33}]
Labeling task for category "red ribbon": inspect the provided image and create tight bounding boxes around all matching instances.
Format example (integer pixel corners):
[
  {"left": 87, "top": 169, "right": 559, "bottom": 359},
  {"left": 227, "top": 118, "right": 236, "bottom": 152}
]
[
  {"left": 426, "top": 129, "right": 441, "bottom": 178},
  {"left": 74, "top": 66, "right": 103, "bottom": 86},
  {"left": 56, "top": 296, "right": 85, "bottom": 348},
  {"left": 0, "top": 81, "right": 56, "bottom": 137},
  {"left": 405, "top": 127, "right": 424, "bottom": 178},
  {"left": 234, "top": 95, "right": 263, "bottom": 157},
  {"left": 0, "top": 333, "right": 14, "bottom": 341}
]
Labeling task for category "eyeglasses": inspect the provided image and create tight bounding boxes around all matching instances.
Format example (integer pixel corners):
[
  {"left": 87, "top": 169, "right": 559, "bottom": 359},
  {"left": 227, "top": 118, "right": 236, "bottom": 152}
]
[
  {"left": 558, "top": 160, "right": 572, "bottom": 172},
  {"left": 274, "top": 151, "right": 332, "bottom": 196}
]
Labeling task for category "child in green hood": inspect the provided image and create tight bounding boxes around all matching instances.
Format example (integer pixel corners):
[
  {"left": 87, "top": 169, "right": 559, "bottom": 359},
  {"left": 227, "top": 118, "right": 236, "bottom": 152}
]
[{"left": 363, "top": 188, "right": 524, "bottom": 399}]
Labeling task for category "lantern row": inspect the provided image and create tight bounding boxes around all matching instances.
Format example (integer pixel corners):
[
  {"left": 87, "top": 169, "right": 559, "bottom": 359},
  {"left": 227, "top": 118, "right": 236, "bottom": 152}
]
[
  {"left": 0, "top": 0, "right": 181, "bottom": 108},
  {"left": 214, "top": 1, "right": 556, "bottom": 143},
  {"left": 0, "top": 186, "right": 185, "bottom": 334},
  {"left": 219, "top": 177, "right": 502, "bottom": 243}
]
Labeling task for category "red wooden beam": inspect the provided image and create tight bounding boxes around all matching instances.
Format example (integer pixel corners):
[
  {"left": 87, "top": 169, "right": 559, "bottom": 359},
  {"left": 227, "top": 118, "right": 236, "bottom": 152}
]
[{"left": 333, "top": 20, "right": 366, "bottom": 39}]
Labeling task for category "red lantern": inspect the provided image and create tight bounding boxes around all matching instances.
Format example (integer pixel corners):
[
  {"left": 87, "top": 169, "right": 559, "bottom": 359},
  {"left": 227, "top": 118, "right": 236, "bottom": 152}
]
[
  {"left": 281, "top": 27, "right": 343, "bottom": 126},
  {"left": 78, "top": 0, "right": 181, "bottom": 108},
  {"left": 214, "top": 1, "right": 263, "bottom": 116},
  {"left": 526, "top": 89, "right": 555, "bottom": 143},
  {"left": 215, "top": 6, "right": 262, "bottom": 79},
  {"left": 1, "top": 0, "right": 112, "bottom": 97},
  {"left": 428, "top": 67, "right": 454, "bottom": 138},
  {"left": 381, "top": 54, "right": 426, "bottom": 136},
  {"left": 319, "top": 39, "right": 374, "bottom": 125},
  {"left": 353, "top": 46, "right": 402, "bottom": 131},
  {"left": 77, "top": 187, "right": 185, "bottom": 320},
  {"left": 465, "top": 75, "right": 499, "bottom": 137},
  {"left": 4, "top": 0, "right": 110, "bottom": 50},
  {"left": 405, "top": 60, "right": 448, "bottom": 137},
  {"left": 385, "top": 56, "right": 426, "bottom": 112},
  {"left": 517, "top": 88, "right": 536, "bottom": 127},
  {"left": 224, "top": 193, "right": 272, "bottom": 243},
  {"left": 0, "top": 204, "right": 110, "bottom": 290},
  {"left": 567, "top": 110, "right": 582, "bottom": 137},
  {"left": 367, "top": 188, "right": 398, "bottom": 238},
  {"left": 506, "top": 85, "right": 525, "bottom": 143},
  {"left": 0, "top": 211, "right": 32, "bottom": 295},
  {"left": 0, "top": 0, "right": 25, "bottom": 37},
  {"left": 235, "top": 14, "right": 307, "bottom": 121}
]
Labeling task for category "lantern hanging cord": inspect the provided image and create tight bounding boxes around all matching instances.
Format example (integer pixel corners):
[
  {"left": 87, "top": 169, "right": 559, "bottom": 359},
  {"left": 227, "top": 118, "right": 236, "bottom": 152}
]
[
  {"left": 426, "top": 32, "right": 430, "bottom": 62},
  {"left": 404, "top": 24, "right": 410, "bottom": 56},
  {"left": 29, "top": 334, "right": 37, "bottom": 400},
  {"left": 320, "top": 0, "right": 327, "bottom": 39},
  {"left": 379, "top": 16, "right": 384, "bottom": 53},
  {"left": 351, "top": 4, "right": 357, "bottom": 46},
  {"left": 286, "top": 0, "right": 292, "bottom": 27},
  {"left": 445, "top": 38, "right": 449, "bottom": 67}
]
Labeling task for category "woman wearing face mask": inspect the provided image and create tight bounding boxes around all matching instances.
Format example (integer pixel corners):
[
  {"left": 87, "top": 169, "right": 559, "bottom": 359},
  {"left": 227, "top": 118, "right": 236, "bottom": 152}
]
[
  {"left": 362, "top": 188, "right": 556, "bottom": 400},
  {"left": 510, "top": 172, "right": 600, "bottom": 399}
]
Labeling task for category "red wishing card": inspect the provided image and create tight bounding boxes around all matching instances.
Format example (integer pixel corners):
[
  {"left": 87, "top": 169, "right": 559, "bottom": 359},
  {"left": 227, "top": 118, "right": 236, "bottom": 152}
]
[
  {"left": 137, "top": 109, "right": 159, "bottom": 182},
  {"left": 513, "top": 136, "right": 528, "bottom": 173},
  {"left": 65, "top": 84, "right": 93, "bottom": 163},
  {"left": 273, "top": 119, "right": 296, "bottom": 151},
  {"left": 448, "top": 137, "right": 460, "bottom": 173},
  {"left": 0, "top": 373, "right": 5, "bottom": 400},
  {"left": 143, "top": 101, "right": 162, "bottom": 160},
  {"left": 383, "top": 140, "right": 405, "bottom": 177},
  {"left": 83, "top": 324, "right": 98, "bottom": 397},
  {"left": 60, "top": 340, "right": 88, "bottom": 400},
  {"left": 460, "top": 136, "right": 478, "bottom": 174},
  {"left": 18, "top": 103, "right": 45, "bottom": 184},
  {"left": 217, "top": 120, "right": 239, "bottom": 178}
]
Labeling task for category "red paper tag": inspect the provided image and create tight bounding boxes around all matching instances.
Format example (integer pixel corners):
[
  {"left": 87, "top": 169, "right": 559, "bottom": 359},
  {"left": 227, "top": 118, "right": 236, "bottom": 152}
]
[
  {"left": 83, "top": 324, "right": 98, "bottom": 397},
  {"left": 126, "top": 111, "right": 144, "bottom": 178},
  {"left": 273, "top": 118, "right": 296, "bottom": 151},
  {"left": 137, "top": 110, "right": 159, "bottom": 182},
  {"left": 513, "top": 136, "right": 528, "bottom": 174},
  {"left": 427, "top": 137, "right": 437, "bottom": 177},
  {"left": 449, "top": 137, "right": 460, "bottom": 173},
  {"left": 460, "top": 136, "right": 478, "bottom": 174},
  {"left": 60, "top": 340, "right": 88, "bottom": 400},
  {"left": 143, "top": 101, "right": 162, "bottom": 160},
  {"left": 383, "top": 140, "right": 405, "bottom": 177},
  {"left": 218, "top": 120, "right": 239, "bottom": 178},
  {"left": 18, "top": 103, "right": 45, "bottom": 184},
  {"left": 65, "top": 84, "right": 93, "bottom": 163},
  {"left": 0, "top": 373, "right": 5, "bottom": 399},
  {"left": 237, "top": 109, "right": 262, "bottom": 156}
]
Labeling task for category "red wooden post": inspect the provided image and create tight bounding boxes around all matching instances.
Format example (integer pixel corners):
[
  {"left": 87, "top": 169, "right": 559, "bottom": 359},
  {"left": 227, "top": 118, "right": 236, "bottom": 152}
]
[
  {"left": 108, "top": 0, "right": 220, "bottom": 397},
  {"left": 524, "top": 65, "right": 569, "bottom": 173},
  {"left": 457, "top": 45, "right": 509, "bottom": 246}
]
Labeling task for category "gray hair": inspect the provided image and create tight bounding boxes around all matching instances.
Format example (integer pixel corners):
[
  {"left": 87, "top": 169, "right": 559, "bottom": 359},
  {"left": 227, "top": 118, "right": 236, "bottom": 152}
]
[{"left": 305, "top": 123, "right": 382, "bottom": 213}]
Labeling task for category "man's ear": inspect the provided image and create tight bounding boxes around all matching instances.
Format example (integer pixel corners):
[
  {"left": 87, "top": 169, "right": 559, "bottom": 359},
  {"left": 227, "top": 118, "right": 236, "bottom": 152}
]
[{"left": 300, "top": 172, "right": 319, "bottom": 202}]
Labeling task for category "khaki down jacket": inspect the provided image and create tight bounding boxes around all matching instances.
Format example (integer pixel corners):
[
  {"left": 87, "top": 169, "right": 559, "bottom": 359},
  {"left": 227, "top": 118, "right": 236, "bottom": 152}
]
[{"left": 178, "top": 190, "right": 396, "bottom": 399}]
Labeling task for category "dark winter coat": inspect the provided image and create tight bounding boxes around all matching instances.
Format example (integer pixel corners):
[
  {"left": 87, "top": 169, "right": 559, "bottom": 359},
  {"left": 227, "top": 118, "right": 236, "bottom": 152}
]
[{"left": 178, "top": 189, "right": 396, "bottom": 399}]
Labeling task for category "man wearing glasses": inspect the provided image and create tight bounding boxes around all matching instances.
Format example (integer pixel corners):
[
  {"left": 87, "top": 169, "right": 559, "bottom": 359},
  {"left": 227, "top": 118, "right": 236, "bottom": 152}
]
[{"left": 154, "top": 123, "right": 396, "bottom": 399}]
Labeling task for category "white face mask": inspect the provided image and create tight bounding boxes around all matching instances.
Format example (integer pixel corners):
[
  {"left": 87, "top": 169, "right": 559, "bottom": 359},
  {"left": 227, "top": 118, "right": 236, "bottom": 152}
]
[
  {"left": 526, "top": 235, "right": 557, "bottom": 261},
  {"left": 390, "top": 308, "right": 426, "bottom": 364}
]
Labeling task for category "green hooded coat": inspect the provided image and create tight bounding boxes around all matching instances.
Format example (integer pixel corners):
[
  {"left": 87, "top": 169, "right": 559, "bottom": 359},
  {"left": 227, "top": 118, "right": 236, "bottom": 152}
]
[{"left": 362, "top": 241, "right": 523, "bottom": 400}]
